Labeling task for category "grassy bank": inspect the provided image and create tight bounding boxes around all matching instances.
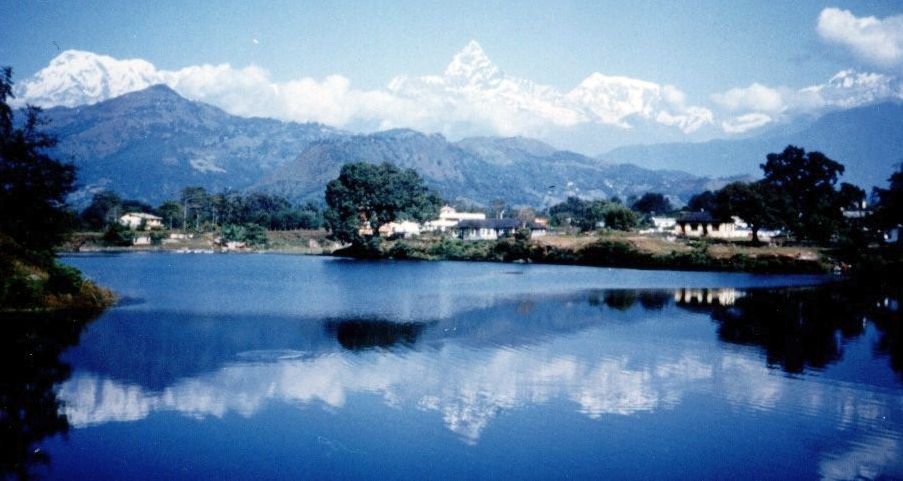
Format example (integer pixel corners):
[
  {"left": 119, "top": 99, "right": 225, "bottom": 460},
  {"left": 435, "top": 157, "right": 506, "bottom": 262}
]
[
  {"left": 1, "top": 235, "right": 115, "bottom": 312},
  {"left": 339, "top": 233, "right": 832, "bottom": 274},
  {"left": 63, "top": 228, "right": 835, "bottom": 274}
]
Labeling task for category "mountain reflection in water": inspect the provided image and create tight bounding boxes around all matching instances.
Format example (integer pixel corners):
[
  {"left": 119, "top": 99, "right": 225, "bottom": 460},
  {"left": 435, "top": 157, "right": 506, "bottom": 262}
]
[{"left": 14, "top": 255, "right": 903, "bottom": 480}]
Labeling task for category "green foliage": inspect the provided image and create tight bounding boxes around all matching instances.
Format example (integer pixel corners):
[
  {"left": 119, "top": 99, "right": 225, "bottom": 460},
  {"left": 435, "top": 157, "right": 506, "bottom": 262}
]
[
  {"left": 80, "top": 190, "right": 122, "bottom": 230},
  {"left": 101, "top": 223, "right": 133, "bottom": 246},
  {"left": 157, "top": 201, "right": 183, "bottom": 229},
  {"left": 760, "top": 145, "right": 847, "bottom": 243},
  {"left": 80, "top": 190, "right": 157, "bottom": 230},
  {"left": 45, "top": 262, "right": 84, "bottom": 295},
  {"left": 0, "top": 67, "right": 76, "bottom": 254},
  {"left": 548, "top": 197, "right": 605, "bottom": 231},
  {"left": 1, "top": 275, "right": 44, "bottom": 309},
  {"left": 873, "top": 165, "right": 903, "bottom": 231},
  {"left": 221, "top": 223, "right": 268, "bottom": 246},
  {"left": 631, "top": 193, "right": 672, "bottom": 215},
  {"left": 712, "top": 181, "right": 779, "bottom": 243},
  {"left": 602, "top": 205, "right": 638, "bottom": 231},
  {"left": 687, "top": 191, "right": 717, "bottom": 213},
  {"left": 324, "top": 162, "right": 441, "bottom": 245},
  {"left": 548, "top": 197, "right": 637, "bottom": 232}
]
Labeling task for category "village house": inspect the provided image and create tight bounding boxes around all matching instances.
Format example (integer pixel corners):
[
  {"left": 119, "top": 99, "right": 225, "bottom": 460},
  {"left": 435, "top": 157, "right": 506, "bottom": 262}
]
[
  {"left": 379, "top": 220, "right": 422, "bottom": 239},
  {"left": 639, "top": 216, "right": 677, "bottom": 234},
  {"left": 674, "top": 288, "right": 741, "bottom": 306},
  {"left": 425, "top": 205, "right": 486, "bottom": 232},
  {"left": 456, "top": 219, "right": 547, "bottom": 241},
  {"left": 119, "top": 212, "right": 163, "bottom": 230},
  {"left": 132, "top": 235, "right": 152, "bottom": 246},
  {"left": 674, "top": 212, "right": 739, "bottom": 239}
]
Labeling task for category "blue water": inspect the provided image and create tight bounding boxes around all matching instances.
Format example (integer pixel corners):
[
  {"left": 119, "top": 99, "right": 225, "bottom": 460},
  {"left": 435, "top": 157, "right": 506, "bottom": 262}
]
[{"left": 10, "top": 254, "right": 903, "bottom": 480}]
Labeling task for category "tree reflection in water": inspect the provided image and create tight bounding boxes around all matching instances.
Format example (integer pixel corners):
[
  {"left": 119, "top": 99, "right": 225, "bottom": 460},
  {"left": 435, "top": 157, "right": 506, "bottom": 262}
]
[
  {"left": 0, "top": 312, "right": 94, "bottom": 480},
  {"left": 588, "top": 289, "right": 674, "bottom": 312},
  {"left": 672, "top": 285, "right": 902, "bottom": 378},
  {"left": 325, "top": 319, "right": 427, "bottom": 351}
]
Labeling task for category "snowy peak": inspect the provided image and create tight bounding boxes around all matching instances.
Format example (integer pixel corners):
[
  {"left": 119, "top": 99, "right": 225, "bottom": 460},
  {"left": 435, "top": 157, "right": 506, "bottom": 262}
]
[
  {"left": 15, "top": 50, "right": 159, "bottom": 108},
  {"left": 444, "top": 41, "right": 500, "bottom": 83}
]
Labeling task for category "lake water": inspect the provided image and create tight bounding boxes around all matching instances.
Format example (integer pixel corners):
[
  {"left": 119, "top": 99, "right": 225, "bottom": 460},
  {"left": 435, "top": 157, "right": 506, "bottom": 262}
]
[{"left": 3, "top": 253, "right": 902, "bottom": 480}]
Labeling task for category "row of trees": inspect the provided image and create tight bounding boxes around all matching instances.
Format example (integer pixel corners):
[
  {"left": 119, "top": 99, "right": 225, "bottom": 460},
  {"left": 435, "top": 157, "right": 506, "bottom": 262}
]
[
  {"left": 547, "top": 197, "right": 639, "bottom": 231},
  {"left": 687, "top": 146, "right": 874, "bottom": 243},
  {"left": 80, "top": 188, "right": 325, "bottom": 232}
]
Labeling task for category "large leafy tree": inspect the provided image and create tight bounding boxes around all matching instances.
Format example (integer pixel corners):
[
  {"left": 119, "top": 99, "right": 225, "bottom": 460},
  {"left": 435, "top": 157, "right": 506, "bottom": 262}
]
[
  {"left": 0, "top": 67, "right": 76, "bottom": 255},
  {"left": 631, "top": 192, "right": 672, "bottom": 215},
  {"left": 324, "top": 162, "right": 441, "bottom": 245},
  {"left": 873, "top": 165, "right": 903, "bottom": 231},
  {"left": 712, "top": 181, "right": 779, "bottom": 243},
  {"left": 760, "top": 145, "right": 846, "bottom": 242}
]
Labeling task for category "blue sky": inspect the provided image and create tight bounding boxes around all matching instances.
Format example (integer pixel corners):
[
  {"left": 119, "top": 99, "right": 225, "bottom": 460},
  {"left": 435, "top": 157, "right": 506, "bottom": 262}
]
[{"left": 2, "top": 0, "right": 903, "bottom": 151}]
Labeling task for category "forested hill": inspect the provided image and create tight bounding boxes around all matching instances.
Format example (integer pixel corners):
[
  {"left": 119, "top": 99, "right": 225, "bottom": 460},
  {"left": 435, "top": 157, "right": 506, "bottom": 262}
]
[
  {"left": 255, "top": 129, "right": 729, "bottom": 205},
  {"left": 40, "top": 85, "right": 344, "bottom": 205},
  {"left": 39, "top": 85, "right": 730, "bottom": 206}
]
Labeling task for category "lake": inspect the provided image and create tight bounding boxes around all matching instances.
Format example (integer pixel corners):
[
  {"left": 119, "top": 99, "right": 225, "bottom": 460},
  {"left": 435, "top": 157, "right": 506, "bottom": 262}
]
[{"left": 3, "top": 253, "right": 902, "bottom": 480}]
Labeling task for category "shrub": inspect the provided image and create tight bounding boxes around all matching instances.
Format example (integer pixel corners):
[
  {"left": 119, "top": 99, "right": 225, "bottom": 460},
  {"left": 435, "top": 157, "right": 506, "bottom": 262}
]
[
  {"left": 102, "top": 223, "right": 132, "bottom": 246},
  {"left": 46, "top": 262, "right": 84, "bottom": 295}
]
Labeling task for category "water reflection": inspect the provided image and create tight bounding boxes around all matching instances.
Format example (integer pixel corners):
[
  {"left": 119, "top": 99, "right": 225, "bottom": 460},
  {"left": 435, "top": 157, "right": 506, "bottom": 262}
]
[
  {"left": 325, "top": 319, "right": 428, "bottom": 351},
  {"left": 0, "top": 312, "right": 94, "bottom": 480},
  {"left": 52, "top": 286, "right": 903, "bottom": 446},
  {"left": 671, "top": 286, "right": 902, "bottom": 377},
  {"left": 48, "top": 255, "right": 903, "bottom": 480}
]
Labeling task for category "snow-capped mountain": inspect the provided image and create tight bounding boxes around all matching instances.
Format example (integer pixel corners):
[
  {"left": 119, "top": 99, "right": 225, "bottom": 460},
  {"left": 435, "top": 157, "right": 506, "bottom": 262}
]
[
  {"left": 15, "top": 42, "right": 714, "bottom": 147},
  {"left": 388, "top": 41, "right": 712, "bottom": 136},
  {"left": 14, "top": 42, "right": 903, "bottom": 154},
  {"left": 14, "top": 50, "right": 160, "bottom": 108}
]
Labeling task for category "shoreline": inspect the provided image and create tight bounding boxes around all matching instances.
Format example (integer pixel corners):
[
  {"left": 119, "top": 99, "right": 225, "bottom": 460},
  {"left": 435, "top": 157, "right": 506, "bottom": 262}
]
[{"left": 59, "top": 235, "right": 832, "bottom": 275}]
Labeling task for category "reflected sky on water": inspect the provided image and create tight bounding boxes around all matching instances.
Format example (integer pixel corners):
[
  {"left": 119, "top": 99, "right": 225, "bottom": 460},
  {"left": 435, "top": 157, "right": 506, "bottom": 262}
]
[{"left": 4, "top": 254, "right": 901, "bottom": 480}]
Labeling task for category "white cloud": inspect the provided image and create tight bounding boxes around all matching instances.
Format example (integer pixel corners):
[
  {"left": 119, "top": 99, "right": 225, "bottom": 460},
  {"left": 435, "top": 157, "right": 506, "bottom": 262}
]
[
  {"left": 15, "top": 42, "right": 713, "bottom": 140},
  {"left": 817, "top": 8, "right": 903, "bottom": 68},
  {"left": 712, "top": 69, "right": 903, "bottom": 134},
  {"left": 711, "top": 83, "right": 786, "bottom": 114},
  {"left": 721, "top": 113, "right": 773, "bottom": 134}
]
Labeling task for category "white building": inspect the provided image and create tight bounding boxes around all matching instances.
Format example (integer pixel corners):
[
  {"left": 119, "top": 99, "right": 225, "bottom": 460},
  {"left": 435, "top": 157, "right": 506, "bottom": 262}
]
[
  {"left": 457, "top": 219, "right": 547, "bottom": 241},
  {"left": 379, "top": 220, "right": 422, "bottom": 239},
  {"left": 425, "top": 206, "right": 486, "bottom": 232},
  {"left": 674, "top": 212, "right": 738, "bottom": 238},
  {"left": 119, "top": 212, "right": 163, "bottom": 230}
]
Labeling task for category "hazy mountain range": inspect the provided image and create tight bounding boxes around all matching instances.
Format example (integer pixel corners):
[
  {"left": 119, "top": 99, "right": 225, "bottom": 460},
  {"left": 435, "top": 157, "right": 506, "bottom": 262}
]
[
  {"left": 38, "top": 85, "right": 733, "bottom": 206},
  {"left": 602, "top": 102, "right": 903, "bottom": 191},
  {"left": 33, "top": 84, "right": 903, "bottom": 207}
]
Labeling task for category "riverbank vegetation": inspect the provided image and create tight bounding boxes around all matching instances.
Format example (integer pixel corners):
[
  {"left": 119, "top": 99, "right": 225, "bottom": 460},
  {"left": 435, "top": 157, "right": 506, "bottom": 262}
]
[
  {"left": 0, "top": 68, "right": 114, "bottom": 311},
  {"left": 336, "top": 233, "right": 830, "bottom": 274}
]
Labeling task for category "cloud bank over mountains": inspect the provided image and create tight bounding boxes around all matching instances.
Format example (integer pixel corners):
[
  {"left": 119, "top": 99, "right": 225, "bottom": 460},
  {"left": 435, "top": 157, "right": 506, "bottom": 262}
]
[
  {"left": 14, "top": 41, "right": 712, "bottom": 140},
  {"left": 12, "top": 9, "right": 903, "bottom": 147}
]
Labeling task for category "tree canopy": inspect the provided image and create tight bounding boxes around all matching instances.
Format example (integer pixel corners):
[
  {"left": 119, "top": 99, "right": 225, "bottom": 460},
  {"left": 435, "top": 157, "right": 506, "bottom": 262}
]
[
  {"left": 712, "top": 181, "right": 779, "bottom": 242},
  {"left": 760, "top": 145, "right": 847, "bottom": 242},
  {"left": 0, "top": 67, "right": 76, "bottom": 255},
  {"left": 548, "top": 197, "right": 636, "bottom": 232},
  {"left": 873, "top": 165, "right": 903, "bottom": 230},
  {"left": 324, "top": 162, "right": 442, "bottom": 245},
  {"left": 631, "top": 192, "right": 672, "bottom": 215}
]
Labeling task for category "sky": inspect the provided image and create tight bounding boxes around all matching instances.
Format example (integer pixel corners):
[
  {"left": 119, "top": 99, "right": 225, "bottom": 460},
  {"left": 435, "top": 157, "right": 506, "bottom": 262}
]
[{"left": 2, "top": 0, "right": 903, "bottom": 152}]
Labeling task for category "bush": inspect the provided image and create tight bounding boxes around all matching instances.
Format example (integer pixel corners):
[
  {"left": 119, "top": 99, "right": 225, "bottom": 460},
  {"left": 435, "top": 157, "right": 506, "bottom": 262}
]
[
  {"left": 1, "top": 274, "right": 44, "bottom": 308},
  {"left": 102, "top": 223, "right": 132, "bottom": 246},
  {"left": 222, "top": 223, "right": 268, "bottom": 246},
  {"left": 46, "top": 262, "right": 84, "bottom": 295}
]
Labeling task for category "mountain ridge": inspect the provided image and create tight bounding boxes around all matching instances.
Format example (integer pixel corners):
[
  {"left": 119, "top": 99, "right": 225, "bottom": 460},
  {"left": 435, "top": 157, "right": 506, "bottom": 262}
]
[
  {"left": 601, "top": 101, "right": 903, "bottom": 190},
  {"left": 35, "top": 85, "right": 724, "bottom": 206}
]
